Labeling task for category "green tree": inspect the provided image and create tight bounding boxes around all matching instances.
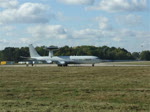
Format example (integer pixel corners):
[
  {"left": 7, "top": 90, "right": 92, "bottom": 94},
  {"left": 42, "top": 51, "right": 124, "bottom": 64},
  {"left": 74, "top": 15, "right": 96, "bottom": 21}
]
[
  {"left": 140, "top": 51, "right": 150, "bottom": 60},
  {"left": 132, "top": 52, "right": 140, "bottom": 60}
]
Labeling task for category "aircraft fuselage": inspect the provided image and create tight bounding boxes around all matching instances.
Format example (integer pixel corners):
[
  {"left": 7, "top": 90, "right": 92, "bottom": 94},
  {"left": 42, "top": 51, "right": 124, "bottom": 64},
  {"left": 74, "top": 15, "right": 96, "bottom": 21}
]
[{"left": 32, "top": 56, "right": 102, "bottom": 64}]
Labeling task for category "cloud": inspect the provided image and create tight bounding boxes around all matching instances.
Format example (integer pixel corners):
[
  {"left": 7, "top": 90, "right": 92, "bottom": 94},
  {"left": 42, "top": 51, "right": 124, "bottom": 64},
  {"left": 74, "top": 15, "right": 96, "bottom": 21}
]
[
  {"left": 0, "top": 25, "right": 17, "bottom": 37},
  {"left": 0, "top": 0, "right": 18, "bottom": 8},
  {"left": 58, "top": 0, "right": 95, "bottom": 5},
  {"left": 0, "top": 39, "right": 8, "bottom": 44},
  {"left": 19, "top": 38, "right": 32, "bottom": 44},
  {"left": 116, "top": 14, "right": 142, "bottom": 27},
  {"left": 27, "top": 25, "right": 69, "bottom": 40},
  {"left": 0, "top": 38, "right": 31, "bottom": 50},
  {"left": 0, "top": 39, "right": 13, "bottom": 50},
  {"left": 27, "top": 24, "right": 112, "bottom": 43},
  {"left": 95, "top": 16, "right": 112, "bottom": 30},
  {"left": 72, "top": 27, "right": 149, "bottom": 43},
  {"left": 87, "top": 0, "right": 147, "bottom": 12},
  {"left": 0, "top": 2, "right": 54, "bottom": 24},
  {"left": 113, "top": 37, "right": 122, "bottom": 42},
  {"left": 72, "top": 28, "right": 103, "bottom": 39},
  {"left": 26, "top": 21, "right": 149, "bottom": 44},
  {"left": 0, "top": 24, "right": 149, "bottom": 51},
  {"left": 1, "top": 25, "right": 15, "bottom": 31}
]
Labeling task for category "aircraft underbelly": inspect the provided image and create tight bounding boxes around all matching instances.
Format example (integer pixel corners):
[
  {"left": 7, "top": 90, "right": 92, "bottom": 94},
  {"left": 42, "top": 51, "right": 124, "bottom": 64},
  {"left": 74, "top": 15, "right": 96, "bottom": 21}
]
[{"left": 72, "top": 60, "right": 95, "bottom": 64}]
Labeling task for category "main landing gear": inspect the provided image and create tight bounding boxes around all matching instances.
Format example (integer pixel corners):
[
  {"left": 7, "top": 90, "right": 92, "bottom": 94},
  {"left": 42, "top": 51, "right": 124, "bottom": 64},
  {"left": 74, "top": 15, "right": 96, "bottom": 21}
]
[{"left": 57, "top": 64, "right": 68, "bottom": 67}]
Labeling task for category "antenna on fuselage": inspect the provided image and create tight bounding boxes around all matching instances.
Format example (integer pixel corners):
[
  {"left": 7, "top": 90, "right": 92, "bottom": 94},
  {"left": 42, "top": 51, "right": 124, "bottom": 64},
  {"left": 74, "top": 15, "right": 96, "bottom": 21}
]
[{"left": 45, "top": 46, "right": 59, "bottom": 57}]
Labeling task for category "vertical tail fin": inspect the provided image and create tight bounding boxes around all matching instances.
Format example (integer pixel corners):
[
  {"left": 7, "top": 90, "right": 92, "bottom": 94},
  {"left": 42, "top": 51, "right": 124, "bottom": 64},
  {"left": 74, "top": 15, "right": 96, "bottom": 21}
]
[{"left": 29, "top": 44, "right": 41, "bottom": 57}]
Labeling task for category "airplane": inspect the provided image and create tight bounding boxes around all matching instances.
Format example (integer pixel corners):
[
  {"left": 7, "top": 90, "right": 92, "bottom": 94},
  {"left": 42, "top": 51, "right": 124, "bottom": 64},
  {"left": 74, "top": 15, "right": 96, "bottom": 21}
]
[{"left": 28, "top": 44, "right": 102, "bottom": 66}]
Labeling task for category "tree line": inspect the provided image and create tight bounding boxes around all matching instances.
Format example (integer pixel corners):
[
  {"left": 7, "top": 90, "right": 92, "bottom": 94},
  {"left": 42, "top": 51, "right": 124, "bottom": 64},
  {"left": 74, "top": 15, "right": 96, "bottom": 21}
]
[{"left": 0, "top": 45, "right": 150, "bottom": 62}]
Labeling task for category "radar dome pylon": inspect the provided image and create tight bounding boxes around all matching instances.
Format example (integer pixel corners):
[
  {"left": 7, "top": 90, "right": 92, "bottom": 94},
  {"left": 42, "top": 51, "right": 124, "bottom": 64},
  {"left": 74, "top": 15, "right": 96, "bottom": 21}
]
[{"left": 45, "top": 46, "right": 59, "bottom": 57}]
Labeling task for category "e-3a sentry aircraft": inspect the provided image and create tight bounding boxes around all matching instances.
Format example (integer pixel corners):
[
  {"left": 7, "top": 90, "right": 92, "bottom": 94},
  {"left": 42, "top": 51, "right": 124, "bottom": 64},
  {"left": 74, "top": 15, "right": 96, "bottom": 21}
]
[{"left": 28, "top": 44, "right": 102, "bottom": 66}]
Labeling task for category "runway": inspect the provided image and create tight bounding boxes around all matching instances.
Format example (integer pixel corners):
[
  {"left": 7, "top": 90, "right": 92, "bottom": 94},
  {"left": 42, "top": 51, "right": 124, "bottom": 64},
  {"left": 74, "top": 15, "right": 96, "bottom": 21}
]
[{"left": 1, "top": 61, "right": 150, "bottom": 67}]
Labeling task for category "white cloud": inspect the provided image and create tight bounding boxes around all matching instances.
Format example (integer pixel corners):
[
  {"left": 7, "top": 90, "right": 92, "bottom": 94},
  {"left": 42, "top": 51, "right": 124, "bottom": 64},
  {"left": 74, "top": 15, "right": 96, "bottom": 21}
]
[
  {"left": 116, "top": 14, "right": 142, "bottom": 26},
  {"left": 0, "top": 0, "right": 18, "bottom": 8},
  {"left": 0, "top": 39, "right": 8, "bottom": 44},
  {"left": 19, "top": 38, "right": 32, "bottom": 44},
  {"left": 0, "top": 2, "right": 54, "bottom": 24},
  {"left": 72, "top": 28, "right": 102, "bottom": 39},
  {"left": 95, "top": 16, "right": 112, "bottom": 30},
  {"left": 58, "top": 0, "right": 95, "bottom": 5},
  {"left": 0, "top": 38, "right": 31, "bottom": 50},
  {"left": 0, "top": 39, "right": 12, "bottom": 50},
  {"left": 0, "top": 24, "right": 149, "bottom": 51},
  {"left": 87, "top": 0, "right": 147, "bottom": 12},
  {"left": 0, "top": 25, "right": 17, "bottom": 37},
  {"left": 113, "top": 37, "right": 122, "bottom": 42},
  {"left": 26, "top": 23, "right": 150, "bottom": 44},
  {"left": 1, "top": 25, "right": 15, "bottom": 31},
  {"left": 27, "top": 25, "right": 69, "bottom": 40},
  {"left": 71, "top": 27, "right": 149, "bottom": 44}
]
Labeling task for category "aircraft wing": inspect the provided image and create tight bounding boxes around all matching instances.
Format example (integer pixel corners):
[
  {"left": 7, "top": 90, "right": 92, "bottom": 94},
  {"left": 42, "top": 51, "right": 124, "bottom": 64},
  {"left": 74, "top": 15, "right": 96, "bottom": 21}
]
[
  {"left": 20, "top": 56, "right": 33, "bottom": 60},
  {"left": 109, "top": 60, "right": 136, "bottom": 62},
  {"left": 98, "top": 59, "right": 136, "bottom": 62}
]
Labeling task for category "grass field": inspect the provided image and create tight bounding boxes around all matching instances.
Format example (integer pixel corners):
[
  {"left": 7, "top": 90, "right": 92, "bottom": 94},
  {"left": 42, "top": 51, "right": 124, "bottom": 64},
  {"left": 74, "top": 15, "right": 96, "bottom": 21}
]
[
  {"left": 0, "top": 66, "right": 150, "bottom": 112},
  {"left": 109, "top": 61, "right": 150, "bottom": 66}
]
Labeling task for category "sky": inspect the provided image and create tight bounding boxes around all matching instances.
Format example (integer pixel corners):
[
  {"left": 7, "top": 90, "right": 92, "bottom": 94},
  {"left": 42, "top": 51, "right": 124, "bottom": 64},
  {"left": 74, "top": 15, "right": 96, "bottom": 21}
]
[{"left": 0, "top": 0, "right": 149, "bottom": 52}]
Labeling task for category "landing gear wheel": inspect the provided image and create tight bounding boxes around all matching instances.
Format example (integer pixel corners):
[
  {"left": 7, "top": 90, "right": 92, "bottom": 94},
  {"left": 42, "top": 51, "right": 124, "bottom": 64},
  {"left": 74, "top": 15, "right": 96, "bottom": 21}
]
[
  {"left": 64, "top": 64, "right": 68, "bottom": 67},
  {"left": 58, "top": 64, "right": 68, "bottom": 67},
  {"left": 58, "top": 64, "right": 62, "bottom": 67}
]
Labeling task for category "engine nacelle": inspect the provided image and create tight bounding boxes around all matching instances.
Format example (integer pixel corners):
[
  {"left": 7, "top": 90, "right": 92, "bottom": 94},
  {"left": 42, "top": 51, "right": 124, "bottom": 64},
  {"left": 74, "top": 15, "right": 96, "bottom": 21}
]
[
  {"left": 57, "top": 61, "right": 68, "bottom": 66},
  {"left": 59, "top": 61, "right": 65, "bottom": 65},
  {"left": 46, "top": 60, "right": 52, "bottom": 64}
]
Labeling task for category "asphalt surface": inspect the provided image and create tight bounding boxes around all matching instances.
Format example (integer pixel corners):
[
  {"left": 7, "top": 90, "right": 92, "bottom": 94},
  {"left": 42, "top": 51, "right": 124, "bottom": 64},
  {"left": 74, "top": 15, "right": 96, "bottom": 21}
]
[{"left": 0, "top": 62, "right": 150, "bottom": 67}]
